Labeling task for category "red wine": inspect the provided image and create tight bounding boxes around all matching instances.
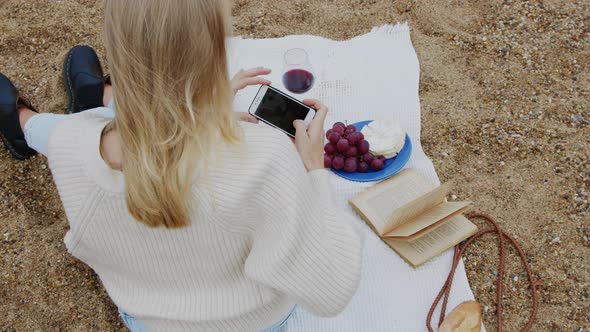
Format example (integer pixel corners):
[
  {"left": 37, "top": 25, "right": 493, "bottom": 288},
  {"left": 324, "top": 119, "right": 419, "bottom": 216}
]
[{"left": 282, "top": 69, "right": 314, "bottom": 93}]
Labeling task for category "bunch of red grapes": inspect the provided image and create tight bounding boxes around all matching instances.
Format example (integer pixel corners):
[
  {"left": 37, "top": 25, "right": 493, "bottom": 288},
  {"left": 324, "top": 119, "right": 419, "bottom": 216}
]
[{"left": 324, "top": 122, "right": 386, "bottom": 173}]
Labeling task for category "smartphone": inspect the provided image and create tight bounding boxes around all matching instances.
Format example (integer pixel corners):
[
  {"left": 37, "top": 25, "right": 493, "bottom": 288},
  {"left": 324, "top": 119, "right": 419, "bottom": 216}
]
[{"left": 248, "top": 85, "right": 316, "bottom": 138}]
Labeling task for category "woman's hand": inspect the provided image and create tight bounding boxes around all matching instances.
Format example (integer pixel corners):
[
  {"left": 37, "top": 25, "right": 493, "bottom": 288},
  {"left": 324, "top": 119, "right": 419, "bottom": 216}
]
[
  {"left": 231, "top": 67, "right": 272, "bottom": 95},
  {"left": 234, "top": 112, "right": 259, "bottom": 123},
  {"left": 293, "top": 99, "right": 328, "bottom": 172}
]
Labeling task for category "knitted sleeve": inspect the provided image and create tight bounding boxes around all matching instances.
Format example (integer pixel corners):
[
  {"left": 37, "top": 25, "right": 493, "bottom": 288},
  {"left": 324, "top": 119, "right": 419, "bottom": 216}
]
[
  {"left": 244, "top": 136, "right": 365, "bottom": 317},
  {"left": 46, "top": 112, "right": 110, "bottom": 252}
]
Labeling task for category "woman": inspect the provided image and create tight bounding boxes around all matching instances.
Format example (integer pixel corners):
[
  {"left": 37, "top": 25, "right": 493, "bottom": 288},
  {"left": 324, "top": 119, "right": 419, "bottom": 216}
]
[{"left": 0, "top": 0, "right": 364, "bottom": 331}]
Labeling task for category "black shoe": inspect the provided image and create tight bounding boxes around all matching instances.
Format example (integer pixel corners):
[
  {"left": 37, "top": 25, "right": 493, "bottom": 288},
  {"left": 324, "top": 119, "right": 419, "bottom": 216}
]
[
  {"left": 63, "top": 45, "right": 105, "bottom": 114},
  {"left": 0, "top": 74, "right": 38, "bottom": 160}
]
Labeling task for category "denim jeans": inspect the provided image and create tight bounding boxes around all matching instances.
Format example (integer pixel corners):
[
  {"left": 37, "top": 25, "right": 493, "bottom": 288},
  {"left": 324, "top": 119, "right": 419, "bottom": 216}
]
[
  {"left": 261, "top": 305, "right": 296, "bottom": 332},
  {"left": 118, "top": 306, "right": 296, "bottom": 332},
  {"left": 23, "top": 102, "right": 115, "bottom": 156},
  {"left": 118, "top": 308, "right": 147, "bottom": 332}
]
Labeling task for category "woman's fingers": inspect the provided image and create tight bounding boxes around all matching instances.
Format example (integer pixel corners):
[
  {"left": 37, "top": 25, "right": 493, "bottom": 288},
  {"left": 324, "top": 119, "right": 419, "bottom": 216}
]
[
  {"left": 235, "top": 112, "right": 259, "bottom": 123},
  {"left": 233, "top": 77, "right": 272, "bottom": 91},
  {"left": 231, "top": 67, "right": 272, "bottom": 94},
  {"left": 303, "top": 99, "right": 328, "bottom": 119},
  {"left": 234, "top": 67, "right": 271, "bottom": 80},
  {"left": 293, "top": 119, "right": 309, "bottom": 141},
  {"left": 293, "top": 115, "right": 326, "bottom": 171},
  {"left": 239, "top": 67, "right": 272, "bottom": 78},
  {"left": 303, "top": 99, "right": 328, "bottom": 135}
]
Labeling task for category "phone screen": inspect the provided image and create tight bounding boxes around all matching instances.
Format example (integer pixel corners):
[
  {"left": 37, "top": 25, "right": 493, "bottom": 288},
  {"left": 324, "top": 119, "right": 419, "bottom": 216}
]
[{"left": 254, "top": 88, "right": 310, "bottom": 136}]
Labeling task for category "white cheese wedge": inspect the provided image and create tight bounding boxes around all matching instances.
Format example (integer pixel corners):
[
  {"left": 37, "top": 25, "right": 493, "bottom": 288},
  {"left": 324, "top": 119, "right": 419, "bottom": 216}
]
[{"left": 361, "top": 120, "right": 406, "bottom": 158}]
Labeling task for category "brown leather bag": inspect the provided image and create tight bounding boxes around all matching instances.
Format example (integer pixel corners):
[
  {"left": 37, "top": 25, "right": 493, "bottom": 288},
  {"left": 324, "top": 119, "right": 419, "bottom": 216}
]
[{"left": 427, "top": 213, "right": 539, "bottom": 332}]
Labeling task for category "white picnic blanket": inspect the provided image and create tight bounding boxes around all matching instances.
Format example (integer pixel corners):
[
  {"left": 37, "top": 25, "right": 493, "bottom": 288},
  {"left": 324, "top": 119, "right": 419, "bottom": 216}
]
[{"left": 229, "top": 24, "right": 482, "bottom": 332}]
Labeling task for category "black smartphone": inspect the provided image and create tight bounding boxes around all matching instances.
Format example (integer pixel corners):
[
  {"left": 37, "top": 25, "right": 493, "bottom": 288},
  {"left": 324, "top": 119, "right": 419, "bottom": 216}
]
[{"left": 248, "top": 85, "right": 316, "bottom": 138}]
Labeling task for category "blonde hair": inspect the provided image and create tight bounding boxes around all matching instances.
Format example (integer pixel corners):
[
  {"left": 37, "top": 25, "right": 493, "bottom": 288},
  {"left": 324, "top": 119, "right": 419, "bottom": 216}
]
[{"left": 103, "top": 0, "right": 239, "bottom": 228}]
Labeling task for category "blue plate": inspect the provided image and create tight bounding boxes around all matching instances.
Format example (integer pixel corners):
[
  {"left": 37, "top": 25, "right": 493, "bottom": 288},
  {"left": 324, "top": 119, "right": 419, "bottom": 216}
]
[{"left": 331, "top": 120, "right": 412, "bottom": 182}]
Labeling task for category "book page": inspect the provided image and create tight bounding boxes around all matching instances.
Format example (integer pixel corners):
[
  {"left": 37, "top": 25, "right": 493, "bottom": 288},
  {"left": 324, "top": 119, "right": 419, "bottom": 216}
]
[
  {"left": 349, "top": 169, "right": 435, "bottom": 236},
  {"left": 385, "top": 182, "right": 451, "bottom": 233},
  {"left": 383, "top": 215, "right": 477, "bottom": 267},
  {"left": 384, "top": 201, "right": 471, "bottom": 238}
]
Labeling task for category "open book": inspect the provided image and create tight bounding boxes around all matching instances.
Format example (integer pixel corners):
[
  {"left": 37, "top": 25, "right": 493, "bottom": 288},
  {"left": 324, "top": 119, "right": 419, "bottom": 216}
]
[{"left": 349, "top": 169, "right": 477, "bottom": 267}]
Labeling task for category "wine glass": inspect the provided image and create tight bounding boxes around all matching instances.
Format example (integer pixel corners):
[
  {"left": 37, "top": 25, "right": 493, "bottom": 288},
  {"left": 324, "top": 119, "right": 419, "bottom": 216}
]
[{"left": 282, "top": 48, "right": 315, "bottom": 94}]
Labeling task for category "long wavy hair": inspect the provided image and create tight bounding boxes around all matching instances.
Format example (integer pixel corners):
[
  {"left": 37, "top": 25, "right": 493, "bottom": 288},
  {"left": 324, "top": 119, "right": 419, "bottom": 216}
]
[{"left": 103, "top": 0, "right": 239, "bottom": 228}]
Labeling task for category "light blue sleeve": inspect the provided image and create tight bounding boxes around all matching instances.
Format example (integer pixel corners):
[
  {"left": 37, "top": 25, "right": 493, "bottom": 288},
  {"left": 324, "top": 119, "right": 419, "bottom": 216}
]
[{"left": 23, "top": 107, "right": 115, "bottom": 156}]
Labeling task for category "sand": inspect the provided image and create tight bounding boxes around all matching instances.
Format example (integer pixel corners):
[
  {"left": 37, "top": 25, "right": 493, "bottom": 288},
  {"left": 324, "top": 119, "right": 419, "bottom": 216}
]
[{"left": 0, "top": 0, "right": 588, "bottom": 331}]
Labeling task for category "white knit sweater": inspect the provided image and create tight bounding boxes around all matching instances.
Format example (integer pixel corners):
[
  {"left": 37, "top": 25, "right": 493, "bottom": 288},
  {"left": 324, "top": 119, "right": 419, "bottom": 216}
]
[{"left": 47, "top": 111, "right": 364, "bottom": 332}]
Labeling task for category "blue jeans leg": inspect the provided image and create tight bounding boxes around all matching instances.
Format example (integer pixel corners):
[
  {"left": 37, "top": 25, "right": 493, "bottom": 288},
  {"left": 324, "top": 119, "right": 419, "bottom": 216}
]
[
  {"left": 116, "top": 305, "right": 294, "bottom": 332},
  {"left": 23, "top": 107, "right": 115, "bottom": 156},
  {"left": 261, "top": 306, "right": 296, "bottom": 332},
  {"left": 118, "top": 308, "right": 146, "bottom": 332}
]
